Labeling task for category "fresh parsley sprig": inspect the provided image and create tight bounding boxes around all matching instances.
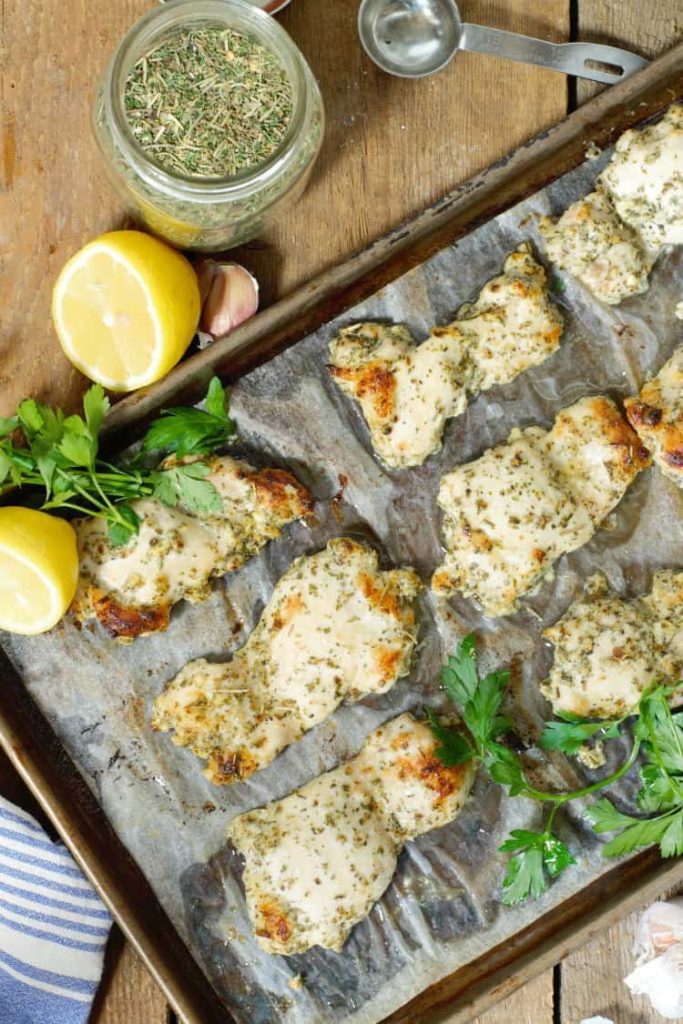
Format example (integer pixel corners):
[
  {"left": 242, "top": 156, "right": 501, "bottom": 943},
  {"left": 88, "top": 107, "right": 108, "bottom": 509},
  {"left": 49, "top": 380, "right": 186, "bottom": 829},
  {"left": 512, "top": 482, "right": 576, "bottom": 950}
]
[
  {"left": 587, "top": 686, "right": 683, "bottom": 859},
  {"left": 141, "top": 376, "right": 234, "bottom": 457},
  {"left": 0, "top": 377, "right": 235, "bottom": 546},
  {"left": 538, "top": 710, "right": 624, "bottom": 755},
  {"left": 428, "top": 634, "right": 669, "bottom": 906}
]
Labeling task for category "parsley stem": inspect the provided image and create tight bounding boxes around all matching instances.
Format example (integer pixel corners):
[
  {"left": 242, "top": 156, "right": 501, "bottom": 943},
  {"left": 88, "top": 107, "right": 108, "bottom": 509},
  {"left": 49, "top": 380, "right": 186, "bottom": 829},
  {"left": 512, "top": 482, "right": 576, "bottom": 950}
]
[
  {"left": 56, "top": 472, "right": 108, "bottom": 514},
  {"left": 522, "top": 736, "right": 642, "bottom": 807},
  {"left": 51, "top": 501, "right": 110, "bottom": 520},
  {"left": 545, "top": 804, "right": 560, "bottom": 833}
]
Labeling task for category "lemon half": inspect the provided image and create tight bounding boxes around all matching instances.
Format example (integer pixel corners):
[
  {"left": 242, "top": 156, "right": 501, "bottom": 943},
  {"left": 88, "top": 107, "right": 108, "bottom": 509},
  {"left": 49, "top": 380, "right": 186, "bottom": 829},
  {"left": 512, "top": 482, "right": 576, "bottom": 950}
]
[
  {"left": 52, "top": 230, "right": 201, "bottom": 392},
  {"left": 0, "top": 508, "right": 79, "bottom": 635}
]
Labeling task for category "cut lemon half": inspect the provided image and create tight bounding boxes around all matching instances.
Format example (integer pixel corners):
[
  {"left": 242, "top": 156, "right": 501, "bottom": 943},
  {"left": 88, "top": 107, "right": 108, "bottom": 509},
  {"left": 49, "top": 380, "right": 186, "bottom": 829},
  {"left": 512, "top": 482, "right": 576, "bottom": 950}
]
[
  {"left": 0, "top": 508, "right": 79, "bottom": 635},
  {"left": 52, "top": 230, "right": 201, "bottom": 392}
]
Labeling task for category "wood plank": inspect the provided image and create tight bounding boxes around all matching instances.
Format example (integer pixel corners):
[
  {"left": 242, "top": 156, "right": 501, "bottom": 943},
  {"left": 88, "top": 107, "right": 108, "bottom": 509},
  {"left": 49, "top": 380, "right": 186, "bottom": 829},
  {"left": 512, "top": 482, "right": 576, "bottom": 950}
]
[
  {"left": 470, "top": 971, "right": 554, "bottom": 1024},
  {"left": 0, "top": 0, "right": 150, "bottom": 416},
  {"left": 237, "top": 0, "right": 568, "bottom": 302},
  {"left": 576, "top": 0, "right": 682, "bottom": 104},
  {"left": 91, "top": 928, "right": 170, "bottom": 1024},
  {"left": 560, "top": 892, "right": 682, "bottom": 1024},
  {"left": 0, "top": 0, "right": 567, "bottom": 419}
]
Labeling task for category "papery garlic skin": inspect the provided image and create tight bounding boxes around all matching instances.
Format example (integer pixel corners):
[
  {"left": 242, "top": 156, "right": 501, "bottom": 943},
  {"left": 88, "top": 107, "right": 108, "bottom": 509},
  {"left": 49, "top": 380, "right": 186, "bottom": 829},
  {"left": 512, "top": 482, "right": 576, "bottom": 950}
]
[
  {"left": 625, "top": 944, "right": 683, "bottom": 1019},
  {"left": 634, "top": 899, "right": 683, "bottom": 962},
  {"left": 194, "top": 260, "right": 260, "bottom": 341}
]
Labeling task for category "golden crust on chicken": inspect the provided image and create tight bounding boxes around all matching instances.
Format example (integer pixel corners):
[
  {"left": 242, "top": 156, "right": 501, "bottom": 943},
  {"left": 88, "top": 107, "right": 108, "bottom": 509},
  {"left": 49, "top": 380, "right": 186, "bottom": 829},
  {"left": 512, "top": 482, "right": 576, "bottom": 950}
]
[
  {"left": 228, "top": 713, "right": 474, "bottom": 955},
  {"left": 432, "top": 396, "right": 650, "bottom": 617},
  {"left": 152, "top": 538, "right": 422, "bottom": 784},
  {"left": 625, "top": 346, "right": 683, "bottom": 489},
  {"left": 328, "top": 244, "right": 562, "bottom": 469},
  {"left": 71, "top": 456, "right": 313, "bottom": 639}
]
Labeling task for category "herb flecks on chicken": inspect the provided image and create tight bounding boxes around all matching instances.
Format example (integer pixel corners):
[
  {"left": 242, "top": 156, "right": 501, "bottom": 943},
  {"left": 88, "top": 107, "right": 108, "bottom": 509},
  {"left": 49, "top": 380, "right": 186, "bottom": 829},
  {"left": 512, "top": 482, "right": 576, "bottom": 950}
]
[
  {"left": 228, "top": 713, "right": 474, "bottom": 954},
  {"left": 153, "top": 538, "right": 421, "bottom": 781},
  {"left": 328, "top": 244, "right": 562, "bottom": 469},
  {"left": 73, "top": 456, "right": 312, "bottom": 639},
  {"left": 432, "top": 395, "right": 650, "bottom": 617}
]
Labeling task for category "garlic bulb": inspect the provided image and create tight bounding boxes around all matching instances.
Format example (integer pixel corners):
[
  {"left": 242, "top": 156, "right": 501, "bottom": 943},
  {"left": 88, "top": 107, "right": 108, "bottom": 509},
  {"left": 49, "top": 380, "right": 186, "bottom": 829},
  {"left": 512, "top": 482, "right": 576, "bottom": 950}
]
[
  {"left": 634, "top": 899, "right": 683, "bottom": 961},
  {"left": 195, "top": 260, "right": 259, "bottom": 345},
  {"left": 623, "top": 899, "right": 683, "bottom": 1019},
  {"left": 626, "top": 944, "right": 683, "bottom": 1018}
]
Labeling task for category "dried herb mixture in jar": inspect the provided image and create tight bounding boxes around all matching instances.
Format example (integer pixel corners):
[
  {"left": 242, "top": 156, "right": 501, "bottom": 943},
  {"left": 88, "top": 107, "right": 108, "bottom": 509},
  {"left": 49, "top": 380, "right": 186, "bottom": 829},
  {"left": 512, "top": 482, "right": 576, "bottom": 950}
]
[{"left": 124, "top": 25, "right": 294, "bottom": 179}]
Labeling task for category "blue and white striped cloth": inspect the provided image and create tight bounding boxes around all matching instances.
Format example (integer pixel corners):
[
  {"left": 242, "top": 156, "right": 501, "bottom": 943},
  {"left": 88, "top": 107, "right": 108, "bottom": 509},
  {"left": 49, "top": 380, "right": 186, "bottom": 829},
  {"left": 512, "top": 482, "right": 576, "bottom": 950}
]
[{"left": 0, "top": 794, "right": 111, "bottom": 1023}]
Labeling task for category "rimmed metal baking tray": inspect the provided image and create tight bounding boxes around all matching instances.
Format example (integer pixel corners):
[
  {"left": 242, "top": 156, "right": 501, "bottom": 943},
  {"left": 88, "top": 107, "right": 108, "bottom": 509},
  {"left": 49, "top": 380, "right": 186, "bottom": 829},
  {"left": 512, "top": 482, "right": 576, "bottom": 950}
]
[{"left": 1, "top": 41, "right": 682, "bottom": 1024}]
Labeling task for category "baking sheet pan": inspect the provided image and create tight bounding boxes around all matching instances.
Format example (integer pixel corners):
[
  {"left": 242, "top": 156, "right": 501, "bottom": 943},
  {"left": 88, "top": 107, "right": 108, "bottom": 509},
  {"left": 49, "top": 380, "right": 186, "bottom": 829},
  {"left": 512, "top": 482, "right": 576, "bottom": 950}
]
[{"left": 1, "top": 45, "right": 682, "bottom": 1024}]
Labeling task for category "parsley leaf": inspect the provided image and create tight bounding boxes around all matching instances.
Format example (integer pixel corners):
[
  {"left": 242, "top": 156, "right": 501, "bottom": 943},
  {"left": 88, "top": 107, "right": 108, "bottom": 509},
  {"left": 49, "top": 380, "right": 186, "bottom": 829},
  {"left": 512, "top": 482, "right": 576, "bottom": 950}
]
[
  {"left": 540, "top": 712, "right": 621, "bottom": 755},
  {"left": 484, "top": 743, "right": 529, "bottom": 797},
  {"left": 82, "top": 384, "right": 110, "bottom": 442},
  {"left": 587, "top": 798, "right": 641, "bottom": 834},
  {"left": 153, "top": 463, "right": 223, "bottom": 515},
  {"left": 601, "top": 815, "right": 673, "bottom": 857},
  {"left": 586, "top": 798, "right": 679, "bottom": 858},
  {"left": 204, "top": 376, "right": 230, "bottom": 422},
  {"left": 640, "top": 690, "right": 683, "bottom": 776},
  {"left": 0, "top": 416, "right": 18, "bottom": 438},
  {"left": 16, "top": 399, "right": 45, "bottom": 436},
  {"left": 661, "top": 812, "right": 683, "bottom": 857},
  {"left": 638, "top": 763, "right": 679, "bottom": 812},
  {"left": 440, "top": 636, "right": 510, "bottom": 751},
  {"left": 425, "top": 709, "right": 475, "bottom": 766},
  {"left": 502, "top": 845, "right": 547, "bottom": 904},
  {"left": 441, "top": 634, "right": 479, "bottom": 706},
  {"left": 108, "top": 504, "right": 141, "bottom": 547},
  {"left": 0, "top": 379, "right": 234, "bottom": 543},
  {"left": 500, "top": 829, "right": 575, "bottom": 904},
  {"left": 142, "top": 377, "right": 235, "bottom": 457}
]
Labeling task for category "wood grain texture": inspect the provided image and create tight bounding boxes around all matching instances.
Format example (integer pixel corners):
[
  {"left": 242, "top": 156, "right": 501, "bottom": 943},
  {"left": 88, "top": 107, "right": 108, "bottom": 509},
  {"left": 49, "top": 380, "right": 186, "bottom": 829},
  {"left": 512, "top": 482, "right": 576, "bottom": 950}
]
[
  {"left": 470, "top": 972, "right": 554, "bottom": 1024},
  {"left": 91, "top": 929, "right": 170, "bottom": 1024},
  {"left": 0, "top": 0, "right": 150, "bottom": 415},
  {"left": 561, "top": 892, "right": 682, "bottom": 1024},
  {"left": 576, "top": 0, "right": 682, "bottom": 104},
  {"left": 0, "top": 0, "right": 567, "bottom": 418}
]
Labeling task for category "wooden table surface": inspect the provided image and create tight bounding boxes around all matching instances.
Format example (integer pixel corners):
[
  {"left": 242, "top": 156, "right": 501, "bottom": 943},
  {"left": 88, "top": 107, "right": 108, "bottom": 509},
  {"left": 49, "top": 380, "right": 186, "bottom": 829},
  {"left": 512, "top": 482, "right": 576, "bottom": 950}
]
[{"left": 1, "top": 0, "right": 681, "bottom": 1021}]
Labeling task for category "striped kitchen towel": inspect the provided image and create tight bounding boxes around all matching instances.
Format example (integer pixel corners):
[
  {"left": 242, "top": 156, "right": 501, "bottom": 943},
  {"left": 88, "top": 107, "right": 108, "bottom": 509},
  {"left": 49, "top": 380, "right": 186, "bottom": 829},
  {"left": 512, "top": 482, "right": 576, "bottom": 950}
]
[{"left": 0, "top": 794, "right": 112, "bottom": 1023}]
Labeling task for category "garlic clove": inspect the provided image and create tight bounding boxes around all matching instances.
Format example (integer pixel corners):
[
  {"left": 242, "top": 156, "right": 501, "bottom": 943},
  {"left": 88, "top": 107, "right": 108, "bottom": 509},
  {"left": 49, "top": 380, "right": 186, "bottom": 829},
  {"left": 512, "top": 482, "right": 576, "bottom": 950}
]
[
  {"left": 634, "top": 899, "right": 683, "bottom": 962},
  {"left": 625, "top": 943, "right": 683, "bottom": 1019},
  {"left": 195, "top": 258, "right": 220, "bottom": 305},
  {"left": 195, "top": 260, "right": 259, "bottom": 341}
]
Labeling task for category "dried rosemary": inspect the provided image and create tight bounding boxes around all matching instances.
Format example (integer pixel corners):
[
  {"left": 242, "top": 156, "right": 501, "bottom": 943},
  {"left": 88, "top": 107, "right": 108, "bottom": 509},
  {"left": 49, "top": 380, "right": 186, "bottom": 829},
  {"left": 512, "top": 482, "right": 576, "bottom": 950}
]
[{"left": 124, "top": 25, "right": 294, "bottom": 179}]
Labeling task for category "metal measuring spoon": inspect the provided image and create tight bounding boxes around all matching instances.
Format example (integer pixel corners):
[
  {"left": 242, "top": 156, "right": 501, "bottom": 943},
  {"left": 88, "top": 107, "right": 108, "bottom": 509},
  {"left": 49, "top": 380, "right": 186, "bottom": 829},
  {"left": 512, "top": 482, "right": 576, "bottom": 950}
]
[{"left": 358, "top": 0, "right": 647, "bottom": 82}]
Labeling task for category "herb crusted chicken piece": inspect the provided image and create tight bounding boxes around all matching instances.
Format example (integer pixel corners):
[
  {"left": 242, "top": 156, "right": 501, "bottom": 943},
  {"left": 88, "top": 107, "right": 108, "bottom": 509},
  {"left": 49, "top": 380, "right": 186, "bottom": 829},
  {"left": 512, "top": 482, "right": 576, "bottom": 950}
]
[
  {"left": 432, "top": 396, "right": 651, "bottom": 618},
  {"left": 599, "top": 103, "right": 683, "bottom": 252},
  {"left": 152, "top": 538, "right": 422, "bottom": 784},
  {"left": 542, "top": 570, "right": 683, "bottom": 719},
  {"left": 228, "top": 713, "right": 474, "bottom": 955},
  {"left": 72, "top": 455, "right": 313, "bottom": 639},
  {"left": 540, "top": 190, "right": 653, "bottom": 305},
  {"left": 328, "top": 244, "right": 563, "bottom": 469},
  {"left": 625, "top": 346, "right": 683, "bottom": 490}
]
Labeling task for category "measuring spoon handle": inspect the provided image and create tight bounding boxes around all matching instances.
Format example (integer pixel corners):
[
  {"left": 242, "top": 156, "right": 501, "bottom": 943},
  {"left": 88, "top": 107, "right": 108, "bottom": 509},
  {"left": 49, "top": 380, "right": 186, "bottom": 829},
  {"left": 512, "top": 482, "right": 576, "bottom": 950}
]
[{"left": 458, "top": 24, "right": 647, "bottom": 84}]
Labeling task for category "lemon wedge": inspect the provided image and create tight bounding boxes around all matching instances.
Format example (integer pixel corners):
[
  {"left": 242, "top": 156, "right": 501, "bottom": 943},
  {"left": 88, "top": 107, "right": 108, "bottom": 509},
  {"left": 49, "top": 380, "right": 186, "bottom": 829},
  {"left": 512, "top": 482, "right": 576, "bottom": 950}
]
[
  {"left": 52, "top": 230, "right": 201, "bottom": 392},
  {"left": 0, "top": 508, "right": 79, "bottom": 635}
]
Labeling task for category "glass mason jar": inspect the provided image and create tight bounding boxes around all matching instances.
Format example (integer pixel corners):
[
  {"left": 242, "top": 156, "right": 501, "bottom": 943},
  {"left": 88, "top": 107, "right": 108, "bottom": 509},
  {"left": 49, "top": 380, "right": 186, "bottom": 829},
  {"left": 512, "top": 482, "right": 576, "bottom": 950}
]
[{"left": 92, "top": 0, "right": 324, "bottom": 251}]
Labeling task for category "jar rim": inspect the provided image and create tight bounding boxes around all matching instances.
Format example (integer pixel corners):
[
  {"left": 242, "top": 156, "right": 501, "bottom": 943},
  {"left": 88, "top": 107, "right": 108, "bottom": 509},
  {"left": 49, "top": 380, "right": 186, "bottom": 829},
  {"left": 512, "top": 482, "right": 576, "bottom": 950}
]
[{"left": 107, "top": 0, "right": 310, "bottom": 201}]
